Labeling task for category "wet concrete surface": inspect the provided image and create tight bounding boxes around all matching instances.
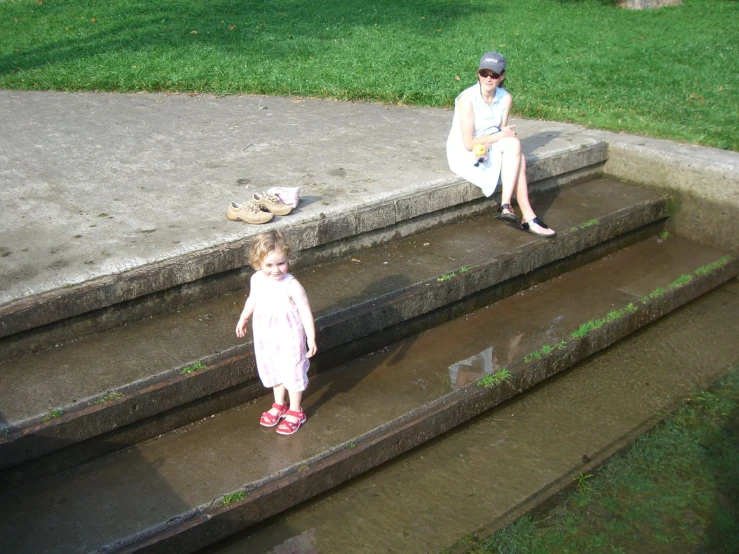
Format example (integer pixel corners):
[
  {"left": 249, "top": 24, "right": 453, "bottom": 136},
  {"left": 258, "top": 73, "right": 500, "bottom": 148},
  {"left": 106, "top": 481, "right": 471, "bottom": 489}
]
[
  {"left": 0, "top": 179, "right": 662, "bottom": 430},
  {"left": 0, "top": 235, "right": 733, "bottom": 554},
  {"left": 200, "top": 281, "right": 739, "bottom": 554}
]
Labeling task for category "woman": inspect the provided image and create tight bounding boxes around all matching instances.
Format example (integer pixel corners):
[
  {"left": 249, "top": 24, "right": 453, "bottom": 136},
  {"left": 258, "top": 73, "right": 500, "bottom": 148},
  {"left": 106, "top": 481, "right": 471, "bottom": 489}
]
[{"left": 447, "top": 52, "right": 555, "bottom": 237}]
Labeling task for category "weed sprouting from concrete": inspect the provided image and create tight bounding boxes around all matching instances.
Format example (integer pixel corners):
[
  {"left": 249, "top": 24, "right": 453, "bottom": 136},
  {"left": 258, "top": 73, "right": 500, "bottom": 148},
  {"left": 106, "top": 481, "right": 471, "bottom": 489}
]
[
  {"left": 349, "top": 442, "right": 357, "bottom": 449},
  {"left": 694, "top": 255, "right": 730, "bottom": 276},
  {"left": 570, "top": 315, "right": 604, "bottom": 339},
  {"left": 91, "top": 392, "right": 124, "bottom": 405},
  {"left": 641, "top": 287, "right": 665, "bottom": 304},
  {"left": 524, "top": 340, "right": 567, "bottom": 364},
  {"left": 43, "top": 409, "right": 64, "bottom": 422},
  {"left": 222, "top": 491, "right": 247, "bottom": 507},
  {"left": 438, "top": 266, "right": 473, "bottom": 282},
  {"left": 477, "top": 369, "right": 511, "bottom": 388},
  {"left": 665, "top": 256, "right": 732, "bottom": 291},
  {"left": 659, "top": 231, "right": 671, "bottom": 240},
  {"left": 570, "top": 304, "right": 637, "bottom": 339},
  {"left": 669, "top": 274, "right": 693, "bottom": 289},
  {"left": 570, "top": 218, "right": 599, "bottom": 232},
  {"left": 181, "top": 361, "right": 206, "bottom": 375}
]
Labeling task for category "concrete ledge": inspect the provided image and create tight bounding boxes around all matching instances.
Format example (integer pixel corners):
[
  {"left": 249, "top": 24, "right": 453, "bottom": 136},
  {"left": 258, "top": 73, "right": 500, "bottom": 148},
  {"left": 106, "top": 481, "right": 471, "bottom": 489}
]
[{"left": 585, "top": 129, "right": 739, "bottom": 252}]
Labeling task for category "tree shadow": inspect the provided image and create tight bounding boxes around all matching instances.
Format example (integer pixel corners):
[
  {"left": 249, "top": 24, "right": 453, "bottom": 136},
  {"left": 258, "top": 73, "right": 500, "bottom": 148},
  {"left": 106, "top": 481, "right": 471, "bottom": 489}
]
[
  {"left": 1, "top": 0, "right": 480, "bottom": 82},
  {"left": 700, "top": 395, "right": 739, "bottom": 553}
]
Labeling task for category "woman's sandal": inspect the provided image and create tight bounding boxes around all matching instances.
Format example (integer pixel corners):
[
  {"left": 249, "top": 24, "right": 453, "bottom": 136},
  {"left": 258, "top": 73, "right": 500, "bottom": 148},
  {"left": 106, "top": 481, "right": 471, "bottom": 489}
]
[
  {"left": 520, "top": 217, "right": 556, "bottom": 238},
  {"left": 260, "top": 403, "right": 288, "bottom": 427},
  {"left": 495, "top": 203, "right": 519, "bottom": 225},
  {"left": 276, "top": 409, "right": 307, "bottom": 436}
]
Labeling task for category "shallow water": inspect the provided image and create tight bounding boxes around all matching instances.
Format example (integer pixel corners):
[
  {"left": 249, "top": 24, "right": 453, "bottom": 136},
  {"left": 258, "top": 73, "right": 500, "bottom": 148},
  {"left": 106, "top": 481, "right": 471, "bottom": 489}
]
[{"left": 199, "top": 277, "right": 739, "bottom": 554}]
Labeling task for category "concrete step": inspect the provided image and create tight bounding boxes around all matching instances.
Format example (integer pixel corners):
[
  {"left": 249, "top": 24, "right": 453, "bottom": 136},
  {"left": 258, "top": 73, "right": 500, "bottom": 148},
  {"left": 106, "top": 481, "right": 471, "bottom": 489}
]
[
  {"left": 202, "top": 282, "right": 739, "bottom": 554},
  {"left": 0, "top": 234, "right": 735, "bottom": 554},
  {"left": 0, "top": 178, "right": 667, "bottom": 488},
  {"left": 0, "top": 138, "right": 606, "bottom": 358}
]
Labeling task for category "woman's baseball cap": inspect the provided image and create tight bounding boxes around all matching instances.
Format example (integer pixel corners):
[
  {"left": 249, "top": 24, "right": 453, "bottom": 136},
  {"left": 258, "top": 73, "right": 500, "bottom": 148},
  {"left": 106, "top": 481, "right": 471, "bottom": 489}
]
[{"left": 479, "top": 52, "right": 506, "bottom": 73}]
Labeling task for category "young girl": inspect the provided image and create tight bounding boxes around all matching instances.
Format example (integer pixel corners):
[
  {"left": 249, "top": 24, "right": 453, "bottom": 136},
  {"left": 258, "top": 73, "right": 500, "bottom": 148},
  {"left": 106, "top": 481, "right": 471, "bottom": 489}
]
[{"left": 235, "top": 230, "right": 317, "bottom": 435}]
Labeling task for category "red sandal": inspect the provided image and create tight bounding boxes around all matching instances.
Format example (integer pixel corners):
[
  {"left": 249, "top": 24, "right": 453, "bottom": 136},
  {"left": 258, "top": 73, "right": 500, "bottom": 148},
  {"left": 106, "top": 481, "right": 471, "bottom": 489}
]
[
  {"left": 276, "top": 410, "right": 306, "bottom": 436},
  {"left": 260, "top": 403, "right": 288, "bottom": 427}
]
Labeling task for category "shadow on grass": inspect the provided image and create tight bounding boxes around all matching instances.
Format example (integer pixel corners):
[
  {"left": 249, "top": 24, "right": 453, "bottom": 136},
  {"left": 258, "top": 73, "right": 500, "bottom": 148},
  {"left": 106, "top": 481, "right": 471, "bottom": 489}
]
[
  {"left": 0, "top": 0, "right": 481, "bottom": 84},
  {"left": 701, "top": 388, "right": 739, "bottom": 553}
]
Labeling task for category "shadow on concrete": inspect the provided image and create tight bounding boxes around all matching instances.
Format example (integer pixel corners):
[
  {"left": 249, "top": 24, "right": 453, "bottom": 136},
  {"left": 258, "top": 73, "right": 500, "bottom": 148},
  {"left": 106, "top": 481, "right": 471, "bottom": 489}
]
[
  {"left": 306, "top": 273, "right": 417, "bottom": 416},
  {"left": 0, "top": 411, "right": 8, "bottom": 439},
  {"left": 0, "top": 437, "right": 193, "bottom": 554},
  {"left": 292, "top": 195, "right": 323, "bottom": 211},
  {"left": 521, "top": 129, "right": 569, "bottom": 219}
]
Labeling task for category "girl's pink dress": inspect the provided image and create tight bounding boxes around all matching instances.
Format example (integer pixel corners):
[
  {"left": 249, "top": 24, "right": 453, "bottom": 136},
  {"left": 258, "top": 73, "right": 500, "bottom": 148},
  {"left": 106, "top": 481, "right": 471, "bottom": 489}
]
[{"left": 251, "top": 271, "right": 309, "bottom": 392}]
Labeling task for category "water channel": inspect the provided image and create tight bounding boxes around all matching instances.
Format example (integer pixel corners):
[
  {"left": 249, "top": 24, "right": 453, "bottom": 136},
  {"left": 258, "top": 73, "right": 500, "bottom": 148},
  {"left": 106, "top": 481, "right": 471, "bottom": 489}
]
[{"left": 196, "top": 279, "right": 739, "bottom": 553}]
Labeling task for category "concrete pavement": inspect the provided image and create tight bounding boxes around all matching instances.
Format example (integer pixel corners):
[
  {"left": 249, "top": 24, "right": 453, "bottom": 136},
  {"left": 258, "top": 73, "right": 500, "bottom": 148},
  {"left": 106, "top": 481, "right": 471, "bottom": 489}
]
[
  {"left": 0, "top": 90, "right": 600, "bottom": 309},
  {"left": 1, "top": 89, "right": 737, "bottom": 329}
]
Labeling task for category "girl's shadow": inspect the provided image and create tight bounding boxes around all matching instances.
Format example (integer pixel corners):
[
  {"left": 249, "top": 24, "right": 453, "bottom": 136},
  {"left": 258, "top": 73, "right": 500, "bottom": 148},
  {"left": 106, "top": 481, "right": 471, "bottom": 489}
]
[{"left": 304, "top": 274, "right": 417, "bottom": 414}]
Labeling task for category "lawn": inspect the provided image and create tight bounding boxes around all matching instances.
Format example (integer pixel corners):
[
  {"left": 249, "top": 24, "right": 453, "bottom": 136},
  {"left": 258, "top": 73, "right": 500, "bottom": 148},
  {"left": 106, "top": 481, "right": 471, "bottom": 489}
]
[{"left": 1, "top": 0, "right": 737, "bottom": 150}]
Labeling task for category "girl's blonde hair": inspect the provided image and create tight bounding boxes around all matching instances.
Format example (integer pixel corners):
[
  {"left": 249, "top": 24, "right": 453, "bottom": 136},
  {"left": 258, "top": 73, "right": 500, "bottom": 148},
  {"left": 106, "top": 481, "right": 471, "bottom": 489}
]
[{"left": 249, "top": 230, "right": 292, "bottom": 270}]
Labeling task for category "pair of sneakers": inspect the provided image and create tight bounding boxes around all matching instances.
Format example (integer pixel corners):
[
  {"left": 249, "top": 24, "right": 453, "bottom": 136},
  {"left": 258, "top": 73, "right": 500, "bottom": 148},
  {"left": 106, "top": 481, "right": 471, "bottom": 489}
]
[{"left": 226, "top": 192, "right": 294, "bottom": 224}]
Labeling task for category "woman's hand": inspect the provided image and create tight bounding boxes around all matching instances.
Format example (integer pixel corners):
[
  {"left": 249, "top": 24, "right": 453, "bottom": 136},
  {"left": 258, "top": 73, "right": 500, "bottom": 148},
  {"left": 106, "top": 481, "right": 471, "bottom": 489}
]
[{"left": 500, "top": 125, "right": 517, "bottom": 138}]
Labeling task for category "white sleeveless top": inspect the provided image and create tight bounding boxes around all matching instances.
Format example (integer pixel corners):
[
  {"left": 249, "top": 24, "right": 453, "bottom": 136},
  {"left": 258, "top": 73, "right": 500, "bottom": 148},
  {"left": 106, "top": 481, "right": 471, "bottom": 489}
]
[{"left": 446, "top": 84, "right": 509, "bottom": 197}]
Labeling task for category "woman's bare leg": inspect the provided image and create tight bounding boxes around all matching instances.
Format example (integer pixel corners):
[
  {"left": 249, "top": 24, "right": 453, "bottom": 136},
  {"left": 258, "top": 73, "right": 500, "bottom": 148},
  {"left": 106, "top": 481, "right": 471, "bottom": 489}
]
[
  {"left": 514, "top": 154, "right": 536, "bottom": 223},
  {"left": 501, "top": 150, "right": 555, "bottom": 235},
  {"left": 498, "top": 137, "right": 522, "bottom": 214}
]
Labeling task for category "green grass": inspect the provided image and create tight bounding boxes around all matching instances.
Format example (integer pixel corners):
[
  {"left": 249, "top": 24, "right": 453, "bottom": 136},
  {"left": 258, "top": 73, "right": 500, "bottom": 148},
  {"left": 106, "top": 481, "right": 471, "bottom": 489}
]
[
  {"left": 466, "top": 368, "right": 739, "bottom": 554},
  {"left": 570, "top": 303, "right": 637, "bottom": 339},
  {"left": 90, "top": 391, "right": 124, "bottom": 405},
  {"left": 1, "top": 0, "right": 736, "bottom": 149},
  {"left": 477, "top": 368, "right": 511, "bottom": 388},
  {"left": 570, "top": 218, "right": 600, "bottom": 232},
  {"left": 181, "top": 360, "right": 206, "bottom": 375},
  {"left": 42, "top": 408, "right": 64, "bottom": 422},
  {"left": 221, "top": 490, "right": 247, "bottom": 507}
]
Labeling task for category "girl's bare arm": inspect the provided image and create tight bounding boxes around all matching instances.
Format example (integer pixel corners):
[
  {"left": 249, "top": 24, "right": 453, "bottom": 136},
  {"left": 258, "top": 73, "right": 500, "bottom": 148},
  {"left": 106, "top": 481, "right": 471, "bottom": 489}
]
[
  {"left": 235, "top": 275, "right": 257, "bottom": 338},
  {"left": 289, "top": 279, "right": 317, "bottom": 357}
]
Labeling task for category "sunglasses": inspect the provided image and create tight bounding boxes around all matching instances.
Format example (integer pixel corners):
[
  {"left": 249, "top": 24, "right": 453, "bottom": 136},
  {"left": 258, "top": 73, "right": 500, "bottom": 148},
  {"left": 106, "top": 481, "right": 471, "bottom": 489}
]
[{"left": 478, "top": 69, "right": 503, "bottom": 79}]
